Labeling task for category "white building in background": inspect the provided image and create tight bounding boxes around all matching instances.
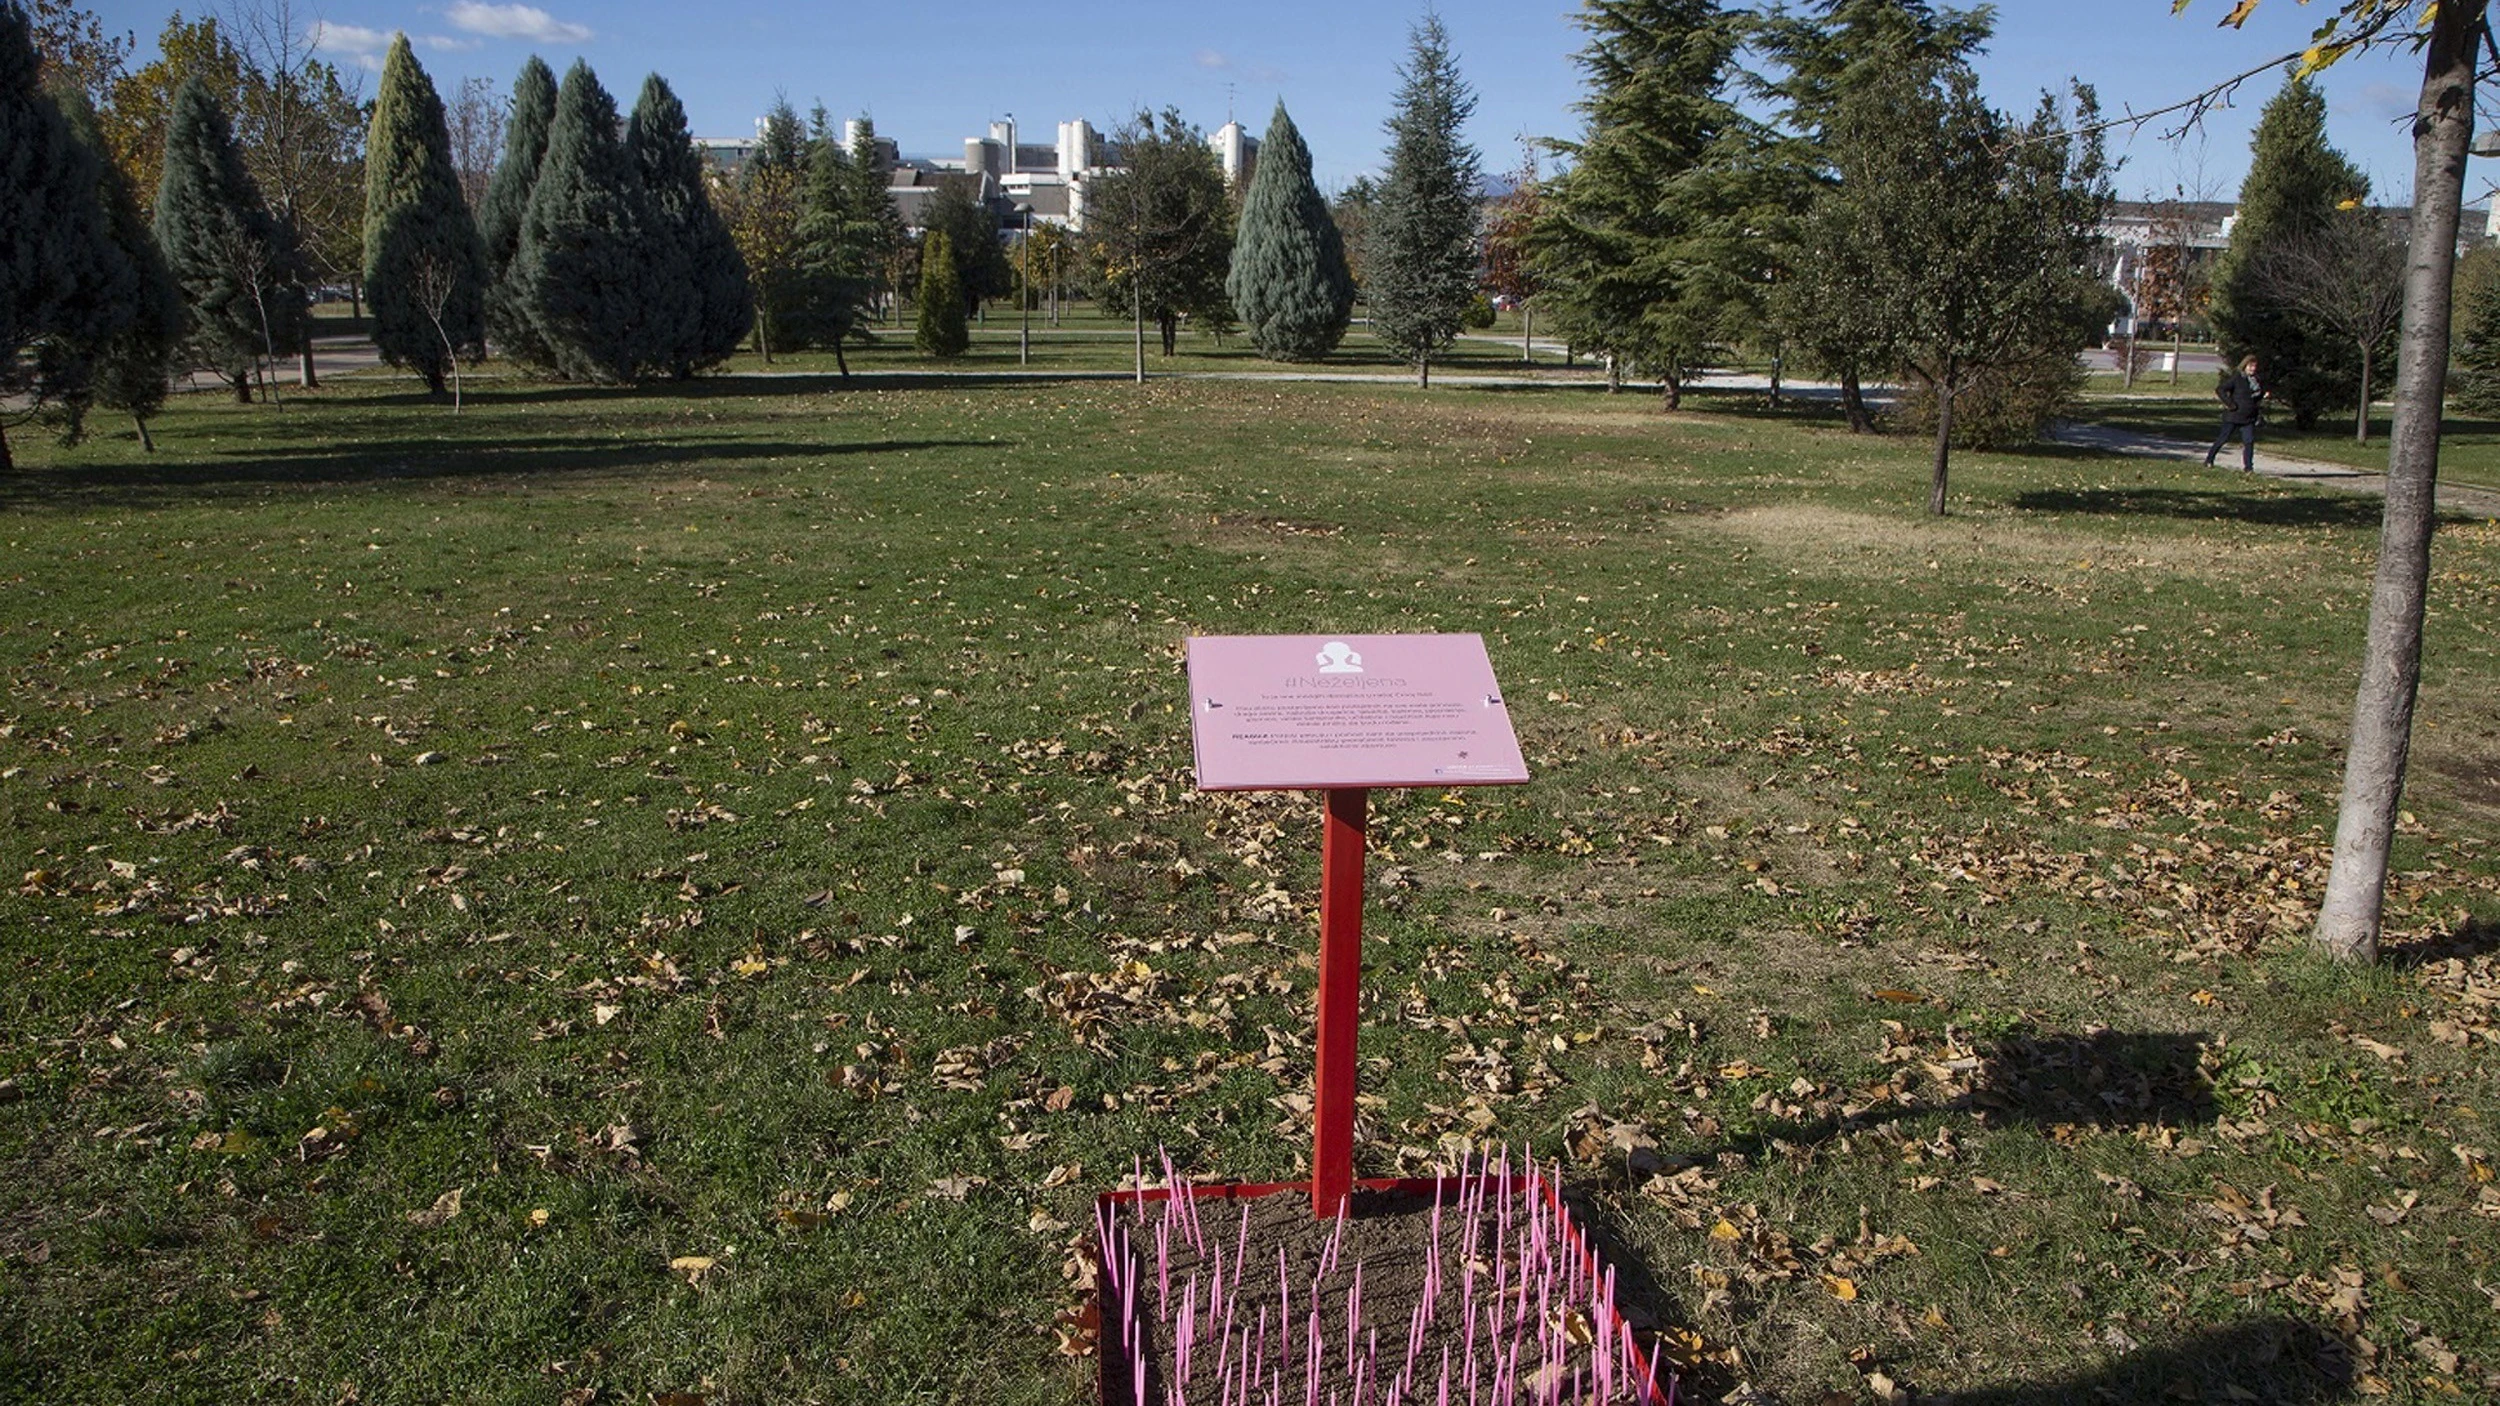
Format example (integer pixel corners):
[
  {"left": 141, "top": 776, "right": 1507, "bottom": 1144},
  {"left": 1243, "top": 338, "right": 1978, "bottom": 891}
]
[{"left": 700, "top": 111, "right": 1251, "bottom": 233}]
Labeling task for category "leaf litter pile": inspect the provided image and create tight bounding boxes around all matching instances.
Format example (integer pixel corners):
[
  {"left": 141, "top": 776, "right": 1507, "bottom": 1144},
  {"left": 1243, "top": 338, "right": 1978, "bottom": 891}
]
[{"left": 0, "top": 378, "right": 2497, "bottom": 1404}]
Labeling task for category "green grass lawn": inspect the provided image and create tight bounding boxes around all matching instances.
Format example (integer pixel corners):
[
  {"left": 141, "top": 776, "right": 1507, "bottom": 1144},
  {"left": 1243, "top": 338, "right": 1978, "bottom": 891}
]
[{"left": 3, "top": 374, "right": 2496, "bottom": 1404}]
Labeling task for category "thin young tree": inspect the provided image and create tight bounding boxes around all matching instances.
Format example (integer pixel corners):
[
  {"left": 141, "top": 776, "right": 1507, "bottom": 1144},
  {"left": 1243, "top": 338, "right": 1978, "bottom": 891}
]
[
  {"left": 719, "top": 101, "right": 808, "bottom": 362},
  {"left": 629, "top": 72, "right": 749, "bottom": 377},
  {"left": 476, "top": 55, "right": 555, "bottom": 368},
  {"left": 1226, "top": 101, "right": 1354, "bottom": 362},
  {"left": 2248, "top": 207, "right": 2405, "bottom": 443},
  {"left": 2176, "top": 0, "right": 2489, "bottom": 963},
  {"left": 153, "top": 73, "right": 304, "bottom": 404},
  {"left": 1084, "top": 108, "right": 1232, "bottom": 375},
  {"left": 445, "top": 75, "right": 505, "bottom": 213},
  {"left": 364, "top": 34, "right": 486, "bottom": 398},
  {"left": 1804, "top": 58, "right": 2108, "bottom": 514},
  {"left": 1367, "top": 13, "right": 1482, "bottom": 388},
  {"left": 1481, "top": 148, "right": 1544, "bottom": 363}
]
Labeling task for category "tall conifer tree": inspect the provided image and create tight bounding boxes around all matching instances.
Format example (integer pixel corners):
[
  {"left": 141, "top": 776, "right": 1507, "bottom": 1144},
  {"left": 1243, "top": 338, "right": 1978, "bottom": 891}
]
[
  {"left": 1367, "top": 14, "right": 1483, "bottom": 387},
  {"left": 513, "top": 60, "right": 667, "bottom": 383},
  {"left": 1530, "top": 0, "right": 1752, "bottom": 407},
  {"left": 365, "top": 35, "right": 488, "bottom": 396},
  {"left": 478, "top": 56, "right": 555, "bottom": 367},
  {"left": 50, "top": 75, "right": 183, "bottom": 450},
  {"left": 3, "top": 3, "right": 125, "bottom": 468},
  {"left": 1226, "top": 102, "right": 1354, "bottom": 361},
  {"left": 2209, "top": 74, "right": 2367, "bottom": 430},
  {"left": 629, "top": 73, "right": 747, "bottom": 376},
  {"left": 153, "top": 74, "right": 304, "bottom": 403}
]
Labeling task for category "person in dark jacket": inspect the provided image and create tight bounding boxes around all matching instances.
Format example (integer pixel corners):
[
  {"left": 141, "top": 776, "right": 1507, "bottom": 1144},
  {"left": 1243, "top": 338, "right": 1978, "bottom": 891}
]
[{"left": 2205, "top": 355, "right": 2265, "bottom": 472}]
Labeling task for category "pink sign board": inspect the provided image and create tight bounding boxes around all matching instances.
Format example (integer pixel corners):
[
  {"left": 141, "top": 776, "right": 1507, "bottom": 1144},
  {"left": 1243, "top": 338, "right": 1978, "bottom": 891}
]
[{"left": 1187, "top": 633, "right": 1529, "bottom": 791}]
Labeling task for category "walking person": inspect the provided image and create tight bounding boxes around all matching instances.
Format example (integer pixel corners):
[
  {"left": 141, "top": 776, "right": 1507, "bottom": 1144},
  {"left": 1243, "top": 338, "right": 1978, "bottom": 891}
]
[{"left": 2205, "top": 354, "right": 2265, "bottom": 472}]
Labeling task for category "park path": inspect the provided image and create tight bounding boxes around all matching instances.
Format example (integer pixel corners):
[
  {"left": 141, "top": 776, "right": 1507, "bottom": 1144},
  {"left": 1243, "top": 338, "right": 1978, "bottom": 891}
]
[{"left": 2045, "top": 419, "right": 2500, "bottom": 520}]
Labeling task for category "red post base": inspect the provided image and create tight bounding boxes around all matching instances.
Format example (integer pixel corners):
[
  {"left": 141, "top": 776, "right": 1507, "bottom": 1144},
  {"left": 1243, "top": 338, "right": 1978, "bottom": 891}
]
[{"left": 1312, "top": 786, "right": 1368, "bottom": 1217}]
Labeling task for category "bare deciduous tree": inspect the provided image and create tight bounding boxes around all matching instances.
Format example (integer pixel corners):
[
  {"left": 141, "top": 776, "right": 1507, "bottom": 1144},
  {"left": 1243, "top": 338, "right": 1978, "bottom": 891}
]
[
  {"left": 2249, "top": 208, "right": 2406, "bottom": 442},
  {"left": 446, "top": 75, "right": 504, "bottom": 214}
]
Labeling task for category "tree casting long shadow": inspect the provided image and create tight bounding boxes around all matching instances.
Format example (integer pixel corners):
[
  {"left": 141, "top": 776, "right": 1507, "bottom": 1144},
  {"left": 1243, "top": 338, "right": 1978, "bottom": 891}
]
[
  {"left": 2014, "top": 486, "right": 2396, "bottom": 528},
  {"left": 0, "top": 437, "right": 1003, "bottom": 510},
  {"left": 1939, "top": 1315, "right": 2355, "bottom": 1405}
]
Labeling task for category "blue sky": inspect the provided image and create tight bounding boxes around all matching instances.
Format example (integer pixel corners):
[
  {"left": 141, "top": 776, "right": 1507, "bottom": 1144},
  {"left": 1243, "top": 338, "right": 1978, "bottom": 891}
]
[{"left": 84, "top": 1, "right": 2476, "bottom": 205}]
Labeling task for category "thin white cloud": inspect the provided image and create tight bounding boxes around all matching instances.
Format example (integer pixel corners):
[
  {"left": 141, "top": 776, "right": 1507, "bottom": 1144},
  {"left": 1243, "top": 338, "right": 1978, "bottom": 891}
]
[
  {"left": 1196, "top": 49, "right": 1231, "bottom": 70},
  {"left": 445, "top": 3, "right": 594, "bottom": 43},
  {"left": 308, "top": 20, "right": 393, "bottom": 67},
  {"left": 418, "top": 34, "right": 483, "bottom": 53}
]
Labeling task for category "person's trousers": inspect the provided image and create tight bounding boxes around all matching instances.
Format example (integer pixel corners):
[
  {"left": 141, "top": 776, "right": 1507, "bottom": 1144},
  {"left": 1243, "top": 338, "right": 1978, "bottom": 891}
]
[{"left": 2206, "top": 421, "right": 2256, "bottom": 471}]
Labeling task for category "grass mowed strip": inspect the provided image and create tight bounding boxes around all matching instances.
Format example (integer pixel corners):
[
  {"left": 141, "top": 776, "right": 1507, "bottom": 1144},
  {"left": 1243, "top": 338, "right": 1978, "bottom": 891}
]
[{"left": 2, "top": 377, "right": 2496, "bottom": 1404}]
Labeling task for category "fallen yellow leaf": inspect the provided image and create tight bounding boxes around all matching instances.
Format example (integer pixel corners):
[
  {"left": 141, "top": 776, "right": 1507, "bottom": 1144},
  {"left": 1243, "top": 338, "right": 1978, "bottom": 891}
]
[
  {"left": 1923, "top": 1303, "right": 1951, "bottom": 1330},
  {"left": 669, "top": 1254, "right": 718, "bottom": 1282},
  {"left": 1822, "top": 1274, "right": 1858, "bottom": 1302},
  {"left": 1709, "top": 1218, "right": 1742, "bottom": 1241}
]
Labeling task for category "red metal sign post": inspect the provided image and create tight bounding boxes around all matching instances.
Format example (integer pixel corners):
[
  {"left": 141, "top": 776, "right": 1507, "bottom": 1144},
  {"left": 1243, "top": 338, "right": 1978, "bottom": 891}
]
[
  {"left": 1312, "top": 786, "right": 1369, "bottom": 1217},
  {"left": 1186, "top": 635, "right": 1528, "bottom": 1219}
]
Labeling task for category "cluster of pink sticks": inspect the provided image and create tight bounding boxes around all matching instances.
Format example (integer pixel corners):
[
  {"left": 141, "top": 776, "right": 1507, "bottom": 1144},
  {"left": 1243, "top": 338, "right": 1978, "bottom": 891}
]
[{"left": 1099, "top": 1148, "right": 1674, "bottom": 1406}]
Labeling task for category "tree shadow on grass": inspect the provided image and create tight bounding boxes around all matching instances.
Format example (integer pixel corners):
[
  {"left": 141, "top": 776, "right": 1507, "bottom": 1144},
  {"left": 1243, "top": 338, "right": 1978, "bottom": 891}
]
[
  {"left": 0, "top": 437, "right": 1001, "bottom": 510},
  {"left": 1934, "top": 1316, "right": 2355, "bottom": 1405},
  {"left": 1727, "top": 1027, "right": 2218, "bottom": 1160},
  {"left": 2012, "top": 486, "right": 2395, "bottom": 529}
]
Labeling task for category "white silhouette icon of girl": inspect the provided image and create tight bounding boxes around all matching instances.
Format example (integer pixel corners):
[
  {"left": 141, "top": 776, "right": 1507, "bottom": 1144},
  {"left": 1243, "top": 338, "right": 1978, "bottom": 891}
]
[{"left": 1315, "top": 641, "right": 1364, "bottom": 673}]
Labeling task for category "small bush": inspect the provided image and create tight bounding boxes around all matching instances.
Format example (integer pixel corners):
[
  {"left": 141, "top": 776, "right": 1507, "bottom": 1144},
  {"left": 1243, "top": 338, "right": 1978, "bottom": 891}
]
[{"left": 1890, "top": 351, "right": 2087, "bottom": 451}]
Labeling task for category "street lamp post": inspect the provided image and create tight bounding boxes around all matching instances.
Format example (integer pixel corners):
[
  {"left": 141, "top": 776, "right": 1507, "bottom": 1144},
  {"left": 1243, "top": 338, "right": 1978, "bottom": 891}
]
[{"left": 1016, "top": 204, "right": 1034, "bottom": 366}]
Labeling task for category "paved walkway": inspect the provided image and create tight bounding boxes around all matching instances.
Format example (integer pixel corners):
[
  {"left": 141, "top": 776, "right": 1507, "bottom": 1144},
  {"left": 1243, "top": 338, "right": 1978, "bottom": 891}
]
[{"left": 2046, "top": 419, "right": 2500, "bottom": 520}]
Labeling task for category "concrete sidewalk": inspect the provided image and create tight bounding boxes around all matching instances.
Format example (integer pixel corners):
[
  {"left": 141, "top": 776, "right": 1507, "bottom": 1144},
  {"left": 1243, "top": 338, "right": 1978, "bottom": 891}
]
[{"left": 2046, "top": 419, "right": 2500, "bottom": 520}]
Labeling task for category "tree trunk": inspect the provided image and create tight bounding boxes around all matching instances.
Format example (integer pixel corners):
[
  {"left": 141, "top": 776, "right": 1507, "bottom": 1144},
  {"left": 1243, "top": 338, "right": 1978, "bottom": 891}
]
[
  {"left": 1132, "top": 281, "right": 1145, "bottom": 385},
  {"left": 0, "top": 422, "right": 12, "bottom": 472},
  {"left": 134, "top": 416, "right": 154, "bottom": 452},
  {"left": 1522, "top": 307, "right": 1533, "bottom": 364},
  {"left": 2170, "top": 326, "right": 2182, "bottom": 385},
  {"left": 1660, "top": 376, "right": 1679, "bottom": 412},
  {"left": 1419, "top": 353, "right": 1430, "bottom": 390},
  {"left": 2313, "top": 0, "right": 2482, "bottom": 965},
  {"left": 1769, "top": 346, "right": 1783, "bottom": 409},
  {"left": 2356, "top": 340, "right": 2372, "bottom": 444},
  {"left": 1841, "top": 368, "right": 1873, "bottom": 433},
  {"left": 1604, "top": 356, "right": 1620, "bottom": 393},
  {"left": 298, "top": 322, "right": 318, "bottom": 388},
  {"left": 232, "top": 373, "right": 254, "bottom": 405},
  {"left": 833, "top": 337, "right": 850, "bottom": 380},
  {"left": 1928, "top": 368, "right": 1954, "bottom": 517},
  {"left": 1159, "top": 312, "right": 1178, "bottom": 357}
]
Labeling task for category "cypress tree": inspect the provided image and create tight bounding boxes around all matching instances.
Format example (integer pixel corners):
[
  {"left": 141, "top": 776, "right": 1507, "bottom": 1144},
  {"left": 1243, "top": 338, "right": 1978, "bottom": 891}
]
[
  {"left": 2, "top": 3, "right": 120, "bottom": 467},
  {"left": 365, "top": 35, "right": 488, "bottom": 396},
  {"left": 513, "top": 60, "right": 668, "bottom": 383},
  {"left": 629, "top": 72, "right": 748, "bottom": 377},
  {"left": 1227, "top": 102, "right": 1353, "bottom": 361},
  {"left": 1367, "top": 14, "right": 1483, "bottom": 387},
  {"left": 51, "top": 75, "right": 183, "bottom": 450},
  {"left": 914, "top": 229, "right": 968, "bottom": 357},
  {"left": 2208, "top": 73, "right": 2366, "bottom": 430},
  {"left": 478, "top": 56, "right": 556, "bottom": 368},
  {"left": 154, "top": 74, "right": 305, "bottom": 403}
]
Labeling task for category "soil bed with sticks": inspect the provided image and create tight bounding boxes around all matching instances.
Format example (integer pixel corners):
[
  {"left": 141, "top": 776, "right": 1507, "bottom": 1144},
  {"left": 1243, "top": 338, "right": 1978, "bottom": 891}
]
[{"left": 1099, "top": 1152, "right": 1670, "bottom": 1406}]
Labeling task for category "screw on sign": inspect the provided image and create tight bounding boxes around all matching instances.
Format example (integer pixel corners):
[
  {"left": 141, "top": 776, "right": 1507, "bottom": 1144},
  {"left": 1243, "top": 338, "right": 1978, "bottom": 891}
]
[{"left": 1185, "top": 634, "right": 1529, "bottom": 1216}]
